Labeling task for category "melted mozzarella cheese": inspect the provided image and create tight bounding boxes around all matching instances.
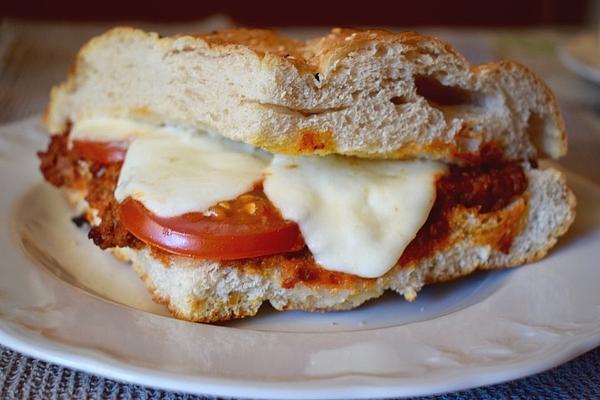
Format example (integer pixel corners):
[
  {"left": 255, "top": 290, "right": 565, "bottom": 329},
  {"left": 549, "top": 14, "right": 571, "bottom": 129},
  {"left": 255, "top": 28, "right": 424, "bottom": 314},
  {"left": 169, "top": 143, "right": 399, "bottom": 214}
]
[
  {"left": 71, "top": 117, "right": 198, "bottom": 142},
  {"left": 108, "top": 118, "right": 446, "bottom": 278},
  {"left": 263, "top": 155, "right": 446, "bottom": 278},
  {"left": 115, "top": 136, "right": 268, "bottom": 217}
]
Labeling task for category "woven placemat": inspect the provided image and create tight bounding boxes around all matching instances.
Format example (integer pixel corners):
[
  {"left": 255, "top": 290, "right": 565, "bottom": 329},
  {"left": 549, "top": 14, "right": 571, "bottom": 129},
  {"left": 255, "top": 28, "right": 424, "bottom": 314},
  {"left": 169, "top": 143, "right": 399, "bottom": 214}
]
[{"left": 2, "top": 345, "right": 599, "bottom": 399}]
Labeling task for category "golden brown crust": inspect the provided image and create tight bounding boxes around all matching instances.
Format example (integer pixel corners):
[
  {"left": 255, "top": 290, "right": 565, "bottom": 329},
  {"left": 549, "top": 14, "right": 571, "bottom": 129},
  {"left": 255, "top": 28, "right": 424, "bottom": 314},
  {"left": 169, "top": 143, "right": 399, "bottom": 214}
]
[{"left": 190, "top": 28, "right": 462, "bottom": 74}]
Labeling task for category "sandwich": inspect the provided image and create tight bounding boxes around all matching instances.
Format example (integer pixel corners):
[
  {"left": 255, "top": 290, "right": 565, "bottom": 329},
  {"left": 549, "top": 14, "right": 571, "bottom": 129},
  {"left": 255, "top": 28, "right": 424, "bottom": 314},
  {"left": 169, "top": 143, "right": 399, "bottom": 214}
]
[{"left": 38, "top": 27, "right": 576, "bottom": 322}]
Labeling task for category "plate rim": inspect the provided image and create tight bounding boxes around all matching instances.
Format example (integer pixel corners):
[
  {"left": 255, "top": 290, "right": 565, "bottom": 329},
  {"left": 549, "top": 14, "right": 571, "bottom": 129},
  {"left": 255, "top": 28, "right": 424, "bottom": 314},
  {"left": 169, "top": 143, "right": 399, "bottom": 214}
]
[{"left": 2, "top": 319, "right": 599, "bottom": 399}]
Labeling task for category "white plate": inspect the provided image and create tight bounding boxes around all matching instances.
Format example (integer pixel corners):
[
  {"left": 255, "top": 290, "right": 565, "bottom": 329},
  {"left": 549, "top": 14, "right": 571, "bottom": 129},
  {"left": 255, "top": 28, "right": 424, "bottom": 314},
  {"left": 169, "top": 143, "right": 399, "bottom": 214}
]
[
  {"left": 558, "top": 32, "right": 600, "bottom": 85},
  {"left": 1, "top": 116, "right": 600, "bottom": 399}
]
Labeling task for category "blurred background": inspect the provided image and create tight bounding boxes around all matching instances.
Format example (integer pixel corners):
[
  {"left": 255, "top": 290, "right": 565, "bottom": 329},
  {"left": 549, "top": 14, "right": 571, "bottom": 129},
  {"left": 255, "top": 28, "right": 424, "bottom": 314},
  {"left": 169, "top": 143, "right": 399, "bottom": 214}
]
[{"left": 1, "top": 0, "right": 596, "bottom": 26}]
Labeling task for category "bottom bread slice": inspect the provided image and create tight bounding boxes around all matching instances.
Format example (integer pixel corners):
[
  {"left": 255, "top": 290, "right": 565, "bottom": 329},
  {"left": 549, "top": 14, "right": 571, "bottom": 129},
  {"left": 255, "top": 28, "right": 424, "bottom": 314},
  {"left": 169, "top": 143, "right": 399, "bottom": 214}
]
[{"left": 105, "top": 167, "right": 574, "bottom": 323}]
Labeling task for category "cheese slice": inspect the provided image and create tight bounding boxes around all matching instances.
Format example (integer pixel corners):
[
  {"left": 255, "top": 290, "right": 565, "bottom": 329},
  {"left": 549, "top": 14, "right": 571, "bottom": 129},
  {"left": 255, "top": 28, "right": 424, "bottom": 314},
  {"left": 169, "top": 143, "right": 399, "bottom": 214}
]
[
  {"left": 263, "top": 155, "right": 446, "bottom": 278},
  {"left": 110, "top": 121, "right": 446, "bottom": 278},
  {"left": 114, "top": 136, "right": 268, "bottom": 217},
  {"left": 72, "top": 117, "right": 271, "bottom": 159},
  {"left": 71, "top": 117, "right": 198, "bottom": 142}
]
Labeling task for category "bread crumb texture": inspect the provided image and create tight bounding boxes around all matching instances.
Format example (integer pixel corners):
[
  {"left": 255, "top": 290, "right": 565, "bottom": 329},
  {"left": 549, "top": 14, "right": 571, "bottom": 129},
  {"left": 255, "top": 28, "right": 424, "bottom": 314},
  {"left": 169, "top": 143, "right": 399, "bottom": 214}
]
[{"left": 45, "top": 27, "right": 566, "bottom": 163}]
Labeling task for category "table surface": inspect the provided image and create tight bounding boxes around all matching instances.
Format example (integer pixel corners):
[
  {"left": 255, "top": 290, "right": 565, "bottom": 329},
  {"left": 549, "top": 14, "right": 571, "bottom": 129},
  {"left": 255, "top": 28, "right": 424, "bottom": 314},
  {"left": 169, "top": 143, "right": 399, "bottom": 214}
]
[{"left": 1, "top": 17, "right": 599, "bottom": 399}]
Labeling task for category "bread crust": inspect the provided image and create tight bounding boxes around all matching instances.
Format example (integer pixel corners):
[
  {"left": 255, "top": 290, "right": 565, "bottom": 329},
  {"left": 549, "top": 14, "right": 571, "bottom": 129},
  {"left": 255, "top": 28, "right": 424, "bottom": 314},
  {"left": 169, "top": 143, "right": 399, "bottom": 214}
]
[{"left": 45, "top": 27, "right": 566, "bottom": 162}]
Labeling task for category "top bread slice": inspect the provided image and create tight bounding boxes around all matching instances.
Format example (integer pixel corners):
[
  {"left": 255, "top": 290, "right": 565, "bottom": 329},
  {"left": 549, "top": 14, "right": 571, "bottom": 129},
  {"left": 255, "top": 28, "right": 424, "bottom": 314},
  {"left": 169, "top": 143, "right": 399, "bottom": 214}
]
[{"left": 45, "top": 27, "right": 566, "bottom": 163}]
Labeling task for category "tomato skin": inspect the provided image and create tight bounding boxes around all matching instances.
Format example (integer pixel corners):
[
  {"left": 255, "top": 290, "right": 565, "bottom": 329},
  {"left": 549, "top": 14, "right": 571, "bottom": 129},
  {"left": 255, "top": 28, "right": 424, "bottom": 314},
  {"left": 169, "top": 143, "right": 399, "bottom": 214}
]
[
  {"left": 72, "top": 140, "right": 128, "bottom": 163},
  {"left": 72, "top": 139, "right": 307, "bottom": 259},
  {"left": 119, "top": 198, "right": 306, "bottom": 259}
]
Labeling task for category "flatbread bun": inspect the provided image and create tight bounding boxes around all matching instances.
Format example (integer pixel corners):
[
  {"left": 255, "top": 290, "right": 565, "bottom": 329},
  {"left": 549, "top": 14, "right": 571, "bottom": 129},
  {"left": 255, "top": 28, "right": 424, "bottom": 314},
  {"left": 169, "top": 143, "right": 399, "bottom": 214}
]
[{"left": 45, "top": 27, "right": 565, "bottom": 162}]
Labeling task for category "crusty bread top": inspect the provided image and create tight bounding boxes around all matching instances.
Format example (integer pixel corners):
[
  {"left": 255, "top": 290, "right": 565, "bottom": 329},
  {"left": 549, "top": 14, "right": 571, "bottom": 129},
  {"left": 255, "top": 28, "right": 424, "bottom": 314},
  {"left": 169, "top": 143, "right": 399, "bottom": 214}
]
[{"left": 45, "top": 27, "right": 566, "bottom": 162}]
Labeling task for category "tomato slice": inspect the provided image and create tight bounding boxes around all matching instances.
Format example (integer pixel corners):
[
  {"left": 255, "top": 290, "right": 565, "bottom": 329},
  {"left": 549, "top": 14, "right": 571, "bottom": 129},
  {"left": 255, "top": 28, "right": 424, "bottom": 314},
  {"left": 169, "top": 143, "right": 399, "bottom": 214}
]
[
  {"left": 119, "top": 190, "right": 306, "bottom": 259},
  {"left": 72, "top": 140, "right": 129, "bottom": 163}
]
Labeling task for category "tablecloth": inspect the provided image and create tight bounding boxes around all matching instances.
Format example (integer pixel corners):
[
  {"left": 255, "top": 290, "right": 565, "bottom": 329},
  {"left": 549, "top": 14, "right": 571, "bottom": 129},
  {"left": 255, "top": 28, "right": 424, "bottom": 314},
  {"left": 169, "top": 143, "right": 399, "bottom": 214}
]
[{"left": 1, "top": 18, "right": 599, "bottom": 399}]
